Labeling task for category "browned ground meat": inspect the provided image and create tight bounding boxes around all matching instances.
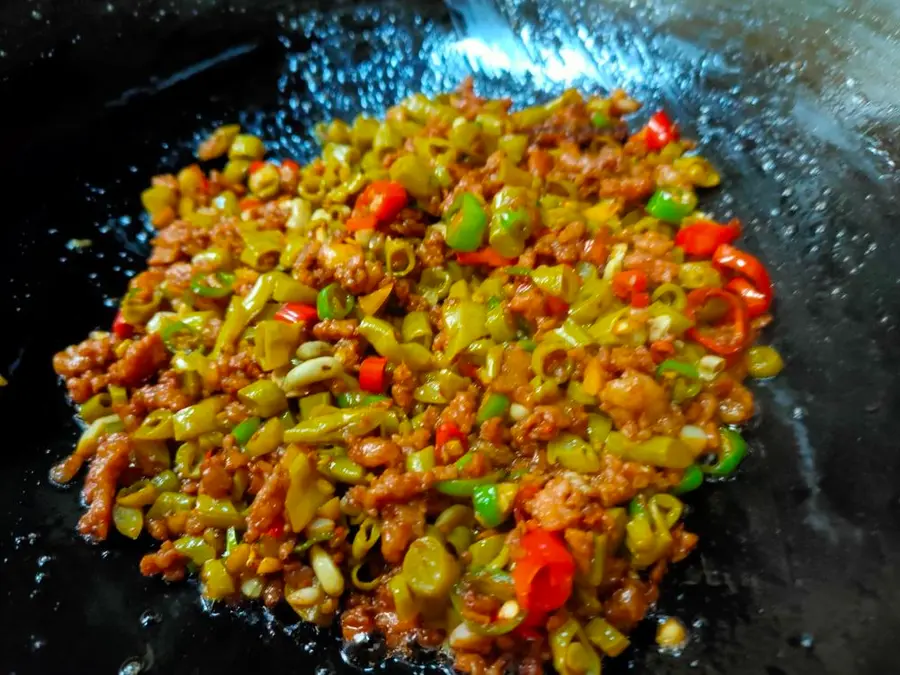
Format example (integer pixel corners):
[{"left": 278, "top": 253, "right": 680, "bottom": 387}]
[
  {"left": 78, "top": 432, "right": 132, "bottom": 540},
  {"left": 526, "top": 476, "right": 587, "bottom": 531},
  {"left": 199, "top": 453, "right": 233, "bottom": 498},
  {"left": 347, "top": 437, "right": 402, "bottom": 469},
  {"left": 107, "top": 333, "right": 168, "bottom": 389},
  {"left": 380, "top": 501, "right": 426, "bottom": 563},
  {"left": 312, "top": 319, "right": 358, "bottom": 341},
  {"left": 245, "top": 463, "right": 288, "bottom": 541},
  {"left": 390, "top": 362, "right": 416, "bottom": 412},
  {"left": 53, "top": 333, "right": 116, "bottom": 403},
  {"left": 139, "top": 540, "right": 187, "bottom": 582},
  {"left": 438, "top": 387, "right": 478, "bottom": 434},
  {"left": 130, "top": 370, "right": 194, "bottom": 413},
  {"left": 416, "top": 226, "right": 447, "bottom": 267}
]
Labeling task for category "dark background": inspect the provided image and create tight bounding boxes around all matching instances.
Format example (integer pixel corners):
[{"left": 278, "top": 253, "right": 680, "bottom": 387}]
[{"left": 2, "top": 0, "right": 899, "bottom": 673}]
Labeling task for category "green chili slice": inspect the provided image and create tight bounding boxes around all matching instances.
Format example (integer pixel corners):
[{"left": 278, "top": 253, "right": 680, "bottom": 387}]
[
  {"left": 385, "top": 239, "right": 417, "bottom": 277},
  {"left": 161, "top": 321, "right": 198, "bottom": 354},
  {"left": 472, "top": 483, "right": 517, "bottom": 528},
  {"left": 336, "top": 392, "right": 390, "bottom": 408},
  {"left": 317, "top": 283, "right": 355, "bottom": 320},
  {"left": 476, "top": 393, "right": 510, "bottom": 424},
  {"left": 656, "top": 359, "right": 699, "bottom": 379},
  {"left": 191, "top": 271, "right": 236, "bottom": 299},
  {"left": 591, "top": 112, "right": 611, "bottom": 128},
  {"left": 451, "top": 570, "right": 525, "bottom": 636},
  {"left": 703, "top": 427, "right": 748, "bottom": 476},
  {"left": 406, "top": 446, "right": 436, "bottom": 473},
  {"left": 445, "top": 193, "right": 487, "bottom": 252},
  {"left": 435, "top": 472, "right": 503, "bottom": 497},
  {"left": 232, "top": 417, "right": 261, "bottom": 447},
  {"left": 672, "top": 464, "right": 704, "bottom": 494},
  {"left": 402, "top": 535, "right": 460, "bottom": 599},
  {"left": 646, "top": 187, "right": 698, "bottom": 224}
]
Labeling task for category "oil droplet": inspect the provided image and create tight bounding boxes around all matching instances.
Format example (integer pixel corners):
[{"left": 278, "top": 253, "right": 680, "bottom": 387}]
[
  {"left": 119, "top": 657, "right": 143, "bottom": 675},
  {"left": 140, "top": 609, "right": 162, "bottom": 627}
]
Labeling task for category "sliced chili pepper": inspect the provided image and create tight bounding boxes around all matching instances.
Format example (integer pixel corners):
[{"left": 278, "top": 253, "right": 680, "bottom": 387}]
[
  {"left": 457, "top": 361, "right": 480, "bottom": 379},
  {"left": 703, "top": 427, "right": 748, "bottom": 476},
  {"left": 646, "top": 186, "right": 697, "bottom": 223},
  {"left": 611, "top": 270, "right": 648, "bottom": 300},
  {"left": 446, "top": 192, "right": 488, "bottom": 251},
  {"left": 591, "top": 112, "right": 611, "bottom": 128},
  {"left": 513, "top": 529, "right": 575, "bottom": 614},
  {"left": 190, "top": 271, "right": 236, "bottom": 299},
  {"left": 161, "top": 320, "right": 198, "bottom": 354},
  {"left": 346, "top": 213, "right": 378, "bottom": 232},
  {"left": 456, "top": 248, "right": 515, "bottom": 267},
  {"left": 435, "top": 421, "right": 467, "bottom": 450},
  {"left": 279, "top": 159, "right": 300, "bottom": 184},
  {"left": 265, "top": 517, "right": 284, "bottom": 539},
  {"left": 476, "top": 393, "right": 510, "bottom": 424},
  {"left": 631, "top": 291, "right": 650, "bottom": 308},
  {"left": 685, "top": 288, "right": 749, "bottom": 356},
  {"left": 112, "top": 311, "right": 134, "bottom": 340},
  {"left": 232, "top": 416, "right": 261, "bottom": 446},
  {"left": 239, "top": 197, "right": 262, "bottom": 211},
  {"left": 513, "top": 609, "right": 548, "bottom": 640},
  {"left": 713, "top": 244, "right": 773, "bottom": 316},
  {"left": 673, "top": 465, "right": 704, "bottom": 494},
  {"left": 544, "top": 296, "right": 569, "bottom": 317},
  {"left": 649, "top": 339, "right": 676, "bottom": 361},
  {"left": 317, "top": 283, "right": 355, "bottom": 320},
  {"left": 351, "top": 180, "right": 408, "bottom": 229},
  {"left": 644, "top": 110, "right": 679, "bottom": 151},
  {"left": 248, "top": 160, "right": 266, "bottom": 175},
  {"left": 361, "top": 181, "right": 408, "bottom": 221},
  {"left": 725, "top": 277, "right": 769, "bottom": 317},
  {"left": 656, "top": 359, "right": 700, "bottom": 379},
  {"left": 274, "top": 302, "right": 318, "bottom": 324},
  {"left": 359, "top": 356, "right": 387, "bottom": 393},
  {"left": 674, "top": 219, "right": 741, "bottom": 257}
]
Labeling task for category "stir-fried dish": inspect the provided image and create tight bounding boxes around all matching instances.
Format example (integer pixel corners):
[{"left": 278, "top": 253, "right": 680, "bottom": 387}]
[{"left": 51, "top": 81, "right": 783, "bottom": 674}]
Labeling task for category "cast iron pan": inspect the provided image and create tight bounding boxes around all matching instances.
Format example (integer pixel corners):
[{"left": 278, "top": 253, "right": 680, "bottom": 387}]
[{"left": 2, "top": 0, "right": 899, "bottom": 673}]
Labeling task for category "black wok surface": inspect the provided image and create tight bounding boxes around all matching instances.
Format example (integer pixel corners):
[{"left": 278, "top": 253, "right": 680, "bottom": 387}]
[{"left": 2, "top": 1, "right": 899, "bottom": 673}]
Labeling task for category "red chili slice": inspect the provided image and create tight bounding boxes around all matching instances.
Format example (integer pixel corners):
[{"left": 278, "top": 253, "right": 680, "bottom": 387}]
[
  {"left": 685, "top": 287, "right": 749, "bottom": 356},
  {"left": 273, "top": 302, "right": 318, "bottom": 324},
  {"left": 644, "top": 110, "right": 679, "bottom": 151},
  {"left": 112, "top": 311, "right": 134, "bottom": 340},
  {"left": 513, "top": 529, "right": 575, "bottom": 614},
  {"left": 674, "top": 219, "right": 740, "bottom": 257},
  {"left": 359, "top": 356, "right": 387, "bottom": 393},
  {"left": 435, "top": 421, "right": 467, "bottom": 450},
  {"left": 713, "top": 244, "right": 773, "bottom": 316}
]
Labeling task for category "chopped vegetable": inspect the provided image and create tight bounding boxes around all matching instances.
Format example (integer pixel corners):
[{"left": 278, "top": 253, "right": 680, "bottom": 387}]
[
  {"left": 643, "top": 110, "right": 679, "bottom": 151},
  {"left": 317, "top": 283, "right": 355, "bottom": 320},
  {"left": 675, "top": 219, "right": 740, "bottom": 257},
  {"left": 685, "top": 287, "right": 749, "bottom": 356},
  {"left": 274, "top": 302, "right": 318, "bottom": 324},
  {"left": 713, "top": 244, "right": 773, "bottom": 317},
  {"left": 359, "top": 356, "right": 387, "bottom": 393},
  {"left": 703, "top": 427, "right": 748, "bottom": 476},
  {"left": 445, "top": 193, "right": 488, "bottom": 252},
  {"left": 513, "top": 529, "right": 575, "bottom": 613},
  {"left": 646, "top": 186, "right": 698, "bottom": 223},
  {"left": 747, "top": 345, "right": 784, "bottom": 378}
]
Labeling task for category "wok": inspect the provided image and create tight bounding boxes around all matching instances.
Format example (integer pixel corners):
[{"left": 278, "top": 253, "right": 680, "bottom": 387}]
[{"left": 1, "top": 0, "right": 899, "bottom": 673}]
